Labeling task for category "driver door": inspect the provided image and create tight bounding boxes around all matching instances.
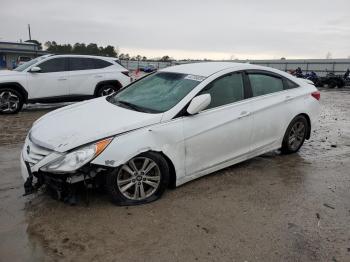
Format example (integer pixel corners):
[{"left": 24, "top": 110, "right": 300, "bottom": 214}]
[
  {"left": 183, "top": 72, "right": 253, "bottom": 176},
  {"left": 26, "top": 57, "right": 69, "bottom": 99}
]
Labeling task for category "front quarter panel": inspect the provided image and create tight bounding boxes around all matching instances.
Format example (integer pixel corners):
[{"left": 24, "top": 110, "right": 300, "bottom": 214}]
[{"left": 91, "top": 118, "right": 185, "bottom": 184}]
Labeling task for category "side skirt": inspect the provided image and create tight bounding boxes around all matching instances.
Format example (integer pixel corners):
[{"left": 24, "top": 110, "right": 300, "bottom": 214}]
[{"left": 176, "top": 143, "right": 281, "bottom": 187}]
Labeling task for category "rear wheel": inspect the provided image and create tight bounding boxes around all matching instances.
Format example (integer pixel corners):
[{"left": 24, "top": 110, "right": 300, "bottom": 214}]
[
  {"left": 0, "top": 88, "right": 23, "bottom": 114},
  {"left": 106, "top": 152, "right": 169, "bottom": 206},
  {"left": 281, "top": 115, "right": 308, "bottom": 154},
  {"left": 97, "top": 84, "right": 120, "bottom": 97}
]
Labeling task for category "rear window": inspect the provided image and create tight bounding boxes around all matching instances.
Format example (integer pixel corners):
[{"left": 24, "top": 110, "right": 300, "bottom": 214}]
[
  {"left": 284, "top": 79, "right": 299, "bottom": 89},
  {"left": 248, "top": 74, "right": 284, "bottom": 97}
]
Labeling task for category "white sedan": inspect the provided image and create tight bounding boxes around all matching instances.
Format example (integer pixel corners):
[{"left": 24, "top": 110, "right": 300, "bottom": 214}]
[{"left": 21, "top": 62, "right": 320, "bottom": 205}]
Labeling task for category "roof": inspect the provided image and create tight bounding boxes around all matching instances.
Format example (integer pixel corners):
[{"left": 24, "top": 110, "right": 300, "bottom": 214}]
[
  {"left": 0, "top": 48, "right": 49, "bottom": 55},
  {"left": 161, "top": 62, "right": 256, "bottom": 77},
  {"left": 0, "top": 41, "right": 37, "bottom": 46},
  {"left": 50, "top": 54, "right": 118, "bottom": 61}
]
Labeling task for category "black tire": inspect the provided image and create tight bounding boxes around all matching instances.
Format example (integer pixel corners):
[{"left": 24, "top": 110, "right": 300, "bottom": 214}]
[
  {"left": 96, "top": 84, "right": 120, "bottom": 97},
  {"left": 106, "top": 152, "right": 170, "bottom": 206},
  {"left": 281, "top": 115, "right": 308, "bottom": 154},
  {"left": 328, "top": 80, "right": 337, "bottom": 88},
  {"left": 0, "top": 88, "right": 24, "bottom": 114}
]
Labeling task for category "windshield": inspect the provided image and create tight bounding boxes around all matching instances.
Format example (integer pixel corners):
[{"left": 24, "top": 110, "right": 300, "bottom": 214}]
[
  {"left": 108, "top": 72, "right": 204, "bottom": 113},
  {"left": 14, "top": 55, "right": 50, "bottom": 72}
]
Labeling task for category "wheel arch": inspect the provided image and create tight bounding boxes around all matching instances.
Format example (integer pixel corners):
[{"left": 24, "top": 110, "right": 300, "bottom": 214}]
[
  {"left": 120, "top": 149, "right": 177, "bottom": 189},
  {"left": 0, "top": 82, "right": 28, "bottom": 103},
  {"left": 94, "top": 80, "right": 122, "bottom": 96}
]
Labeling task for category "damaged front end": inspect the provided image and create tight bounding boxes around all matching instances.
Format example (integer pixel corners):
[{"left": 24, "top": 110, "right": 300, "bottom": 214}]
[
  {"left": 23, "top": 163, "right": 111, "bottom": 204},
  {"left": 21, "top": 135, "right": 114, "bottom": 204}
]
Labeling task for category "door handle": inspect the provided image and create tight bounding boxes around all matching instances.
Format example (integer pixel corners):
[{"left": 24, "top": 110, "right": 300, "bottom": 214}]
[
  {"left": 95, "top": 75, "right": 103, "bottom": 78},
  {"left": 285, "top": 95, "right": 294, "bottom": 102},
  {"left": 58, "top": 78, "right": 67, "bottom": 81},
  {"left": 238, "top": 111, "right": 250, "bottom": 119}
]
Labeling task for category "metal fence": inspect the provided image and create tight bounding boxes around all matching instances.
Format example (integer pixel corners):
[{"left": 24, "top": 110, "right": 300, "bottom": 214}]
[{"left": 120, "top": 59, "right": 350, "bottom": 76}]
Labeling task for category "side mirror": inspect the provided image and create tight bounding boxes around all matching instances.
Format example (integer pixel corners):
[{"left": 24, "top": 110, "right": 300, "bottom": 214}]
[
  {"left": 187, "top": 94, "right": 211, "bottom": 115},
  {"left": 29, "top": 66, "right": 41, "bottom": 73}
]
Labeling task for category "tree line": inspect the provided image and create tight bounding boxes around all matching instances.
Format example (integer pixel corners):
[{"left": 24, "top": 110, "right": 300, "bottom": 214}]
[{"left": 26, "top": 40, "right": 172, "bottom": 61}]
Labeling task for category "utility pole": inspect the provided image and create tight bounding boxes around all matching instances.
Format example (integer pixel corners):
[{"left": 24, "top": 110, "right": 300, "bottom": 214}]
[{"left": 28, "top": 24, "right": 32, "bottom": 40}]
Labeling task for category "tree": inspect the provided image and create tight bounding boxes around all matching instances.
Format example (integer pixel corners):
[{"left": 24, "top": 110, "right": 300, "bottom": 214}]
[
  {"left": 102, "top": 45, "right": 117, "bottom": 57},
  {"left": 86, "top": 43, "right": 99, "bottom": 55},
  {"left": 124, "top": 54, "right": 130, "bottom": 60},
  {"left": 160, "top": 55, "right": 170, "bottom": 61},
  {"left": 136, "top": 55, "right": 142, "bottom": 61},
  {"left": 142, "top": 56, "right": 147, "bottom": 61}
]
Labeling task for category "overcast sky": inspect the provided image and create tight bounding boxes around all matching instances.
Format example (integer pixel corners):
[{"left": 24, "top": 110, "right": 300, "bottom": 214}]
[{"left": 1, "top": 0, "right": 349, "bottom": 59}]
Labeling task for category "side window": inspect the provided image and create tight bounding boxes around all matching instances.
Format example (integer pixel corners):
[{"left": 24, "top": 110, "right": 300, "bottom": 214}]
[
  {"left": 69, "top": 58, "right": 112, "bottom": 71},
  {"left": 284, "top": 79, "right": 299, "bottom": 89},
  {"left": 69, "top": 58, "right": 93, "bottom": 71},
  {"left": 37, "top": 58, "right": 67, "bottom": 73},
  {"left": 93, "top": 59, "right": 112, "bottom": 69},
  {"left": 248, "top": 74, "right": 284, "bottom": 97},
  {"left": 200, "top": 73, "right": 244, "bottom": 109}
]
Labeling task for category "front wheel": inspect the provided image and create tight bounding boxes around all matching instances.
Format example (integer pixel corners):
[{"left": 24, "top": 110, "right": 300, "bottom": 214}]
[
  {"left": 281, "top": 115, "right": 308, "bottom": 154},
  {"left": 97, "top": 84, "right": 119, "bottom": 97},
  {"left": 0, "top": 89, "right": 23, "bottom": 114},
  {"left": 106, "top": 152, "right": 170, "bottom": 206}
]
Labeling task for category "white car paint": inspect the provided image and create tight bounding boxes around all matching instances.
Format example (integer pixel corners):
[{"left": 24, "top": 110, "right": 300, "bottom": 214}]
[
  {"left": 0, "top": 54, "right": 130, "bottom": 102},
  {"left": 21, "top": 62, "right": 320, "bottom": 189}
]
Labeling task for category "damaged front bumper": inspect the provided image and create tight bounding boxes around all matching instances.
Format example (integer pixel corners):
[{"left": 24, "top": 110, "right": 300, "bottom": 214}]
[{"left": 21, "top": 153, "right": 108, "bottom": 202}]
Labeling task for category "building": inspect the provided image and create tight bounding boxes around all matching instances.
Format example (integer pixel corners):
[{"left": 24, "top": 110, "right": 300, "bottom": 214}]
[{"left": 0, "top": 41, "right": 48, "bottom": 69}]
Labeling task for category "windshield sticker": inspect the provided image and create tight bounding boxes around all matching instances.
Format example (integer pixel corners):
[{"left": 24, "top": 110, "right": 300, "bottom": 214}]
[{"left": 185, "top": 75, "right": 206, "bottom": 82}]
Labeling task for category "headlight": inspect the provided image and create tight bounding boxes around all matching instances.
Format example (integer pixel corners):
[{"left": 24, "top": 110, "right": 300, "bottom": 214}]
[{"left": 41, "top": 138, "right": 112, "bottom": 173}]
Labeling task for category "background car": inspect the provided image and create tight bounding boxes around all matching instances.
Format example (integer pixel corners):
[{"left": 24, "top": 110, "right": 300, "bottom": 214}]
[
  {"left": 140, "top": 64, "right": 157, "bottom": 73},
  {"left": 21, "top": 62, "right": 320, "bottom": 206},
  {"left": 0, "top": 54, "right": 131, "bottom": 114}
]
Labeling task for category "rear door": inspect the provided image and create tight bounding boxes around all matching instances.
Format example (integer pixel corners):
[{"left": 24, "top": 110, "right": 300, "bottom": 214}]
[
  {"left": 68, "top": 57, "right": 113, "bottom": 96},
  {"left": 246, "top": 70, "right": 294, "bottom": 152},
  {"left": 26, "top": 57, "right": 69, "bottom": 99},
  {"left": 183, "top": 72, "right": 253, "bottom": 176}
]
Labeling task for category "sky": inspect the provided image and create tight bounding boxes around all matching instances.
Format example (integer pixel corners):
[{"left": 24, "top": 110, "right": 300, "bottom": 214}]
[{"left": 1, "top": 0, "right": 349, "bottom": 60}]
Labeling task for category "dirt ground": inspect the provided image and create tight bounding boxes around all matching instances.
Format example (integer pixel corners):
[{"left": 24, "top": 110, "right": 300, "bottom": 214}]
[{"left": 0, "top": 89, "right": 350, "bottom": 262}]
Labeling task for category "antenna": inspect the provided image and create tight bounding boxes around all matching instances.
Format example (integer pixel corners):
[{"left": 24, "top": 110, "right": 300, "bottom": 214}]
[{"left": 28, "top": 24, "right": 32, "bottom": 40}]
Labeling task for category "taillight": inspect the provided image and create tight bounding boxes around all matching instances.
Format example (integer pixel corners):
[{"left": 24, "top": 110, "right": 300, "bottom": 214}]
[
  {"left": 122, "top": 71, "right": 129, "bottom": 77},
  {"left": 311, "top": 91, "right": 320, "bottom": 100}
]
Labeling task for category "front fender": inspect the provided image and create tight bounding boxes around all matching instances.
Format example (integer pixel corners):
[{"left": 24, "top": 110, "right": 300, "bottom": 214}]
[{"left": 91, "top": 118, "right": 185, "bottom": 183}]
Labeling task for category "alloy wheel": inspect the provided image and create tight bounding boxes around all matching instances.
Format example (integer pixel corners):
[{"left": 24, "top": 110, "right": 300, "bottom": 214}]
[
  {"left": 117, "top": 157, "right": 161, "bottom": 200},
  {"left": 288, "top": 121, "right": 306, "bottom": 150},
  {"left": 0, "top": 91, "right": 20, "bottom": 113},
  {"left": 100, "top": 87, "right": 115, "bottom": 96}
]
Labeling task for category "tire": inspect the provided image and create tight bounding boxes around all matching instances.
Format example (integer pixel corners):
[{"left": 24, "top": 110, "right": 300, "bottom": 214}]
[
  {"left": 328, "top": 80, "right": 337, "bottom": 88},
  {"left": 106, "top": 152, "right": 170, "bottom": 206},
  {"left": 0, "top": 88, "right": 24, "bottom": 114},
  {"left": 96, "top": 84, "right": 120, "bottom": 97},
  {"left": 281, "top": 115, "right": 308, "bottom": 154}
]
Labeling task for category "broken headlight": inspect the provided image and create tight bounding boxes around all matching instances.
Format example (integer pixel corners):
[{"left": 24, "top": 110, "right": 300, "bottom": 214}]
[{"left": 41, "top": 138, "right": 112, "bottom": 173}]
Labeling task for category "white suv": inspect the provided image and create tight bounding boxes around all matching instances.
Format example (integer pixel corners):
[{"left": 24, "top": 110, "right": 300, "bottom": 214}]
[{"left": 0, "top": 54, "right": 131, "bottom": 114}]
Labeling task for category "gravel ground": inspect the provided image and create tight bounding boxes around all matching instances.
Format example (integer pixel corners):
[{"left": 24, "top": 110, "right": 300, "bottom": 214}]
[{"left": 0, "top": 89, "right": 349, "bottom": 262}]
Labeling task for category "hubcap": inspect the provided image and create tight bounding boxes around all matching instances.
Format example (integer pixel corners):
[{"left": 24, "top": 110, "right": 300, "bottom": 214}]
[
  {"left": 0, "top": 91, "right": 20, "bottom": 113},
  {"left": 100, "top": 87, "right": 115, "bottom": 96},
  {"left": 116, "top": 157, "right": 161, "bottom": 200},
  {"left": 288, "top": 121, "right": 306, "bottom": 150}
]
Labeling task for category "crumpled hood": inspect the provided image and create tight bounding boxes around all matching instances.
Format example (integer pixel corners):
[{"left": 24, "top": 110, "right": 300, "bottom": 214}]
[{"left": 30, "top": 97, "right": 163, "bottom": 152}]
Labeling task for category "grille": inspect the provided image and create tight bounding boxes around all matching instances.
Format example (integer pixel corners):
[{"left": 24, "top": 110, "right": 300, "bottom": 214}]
[{"left": 25, "top": 138, "right": 52, "bottom": 166}]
